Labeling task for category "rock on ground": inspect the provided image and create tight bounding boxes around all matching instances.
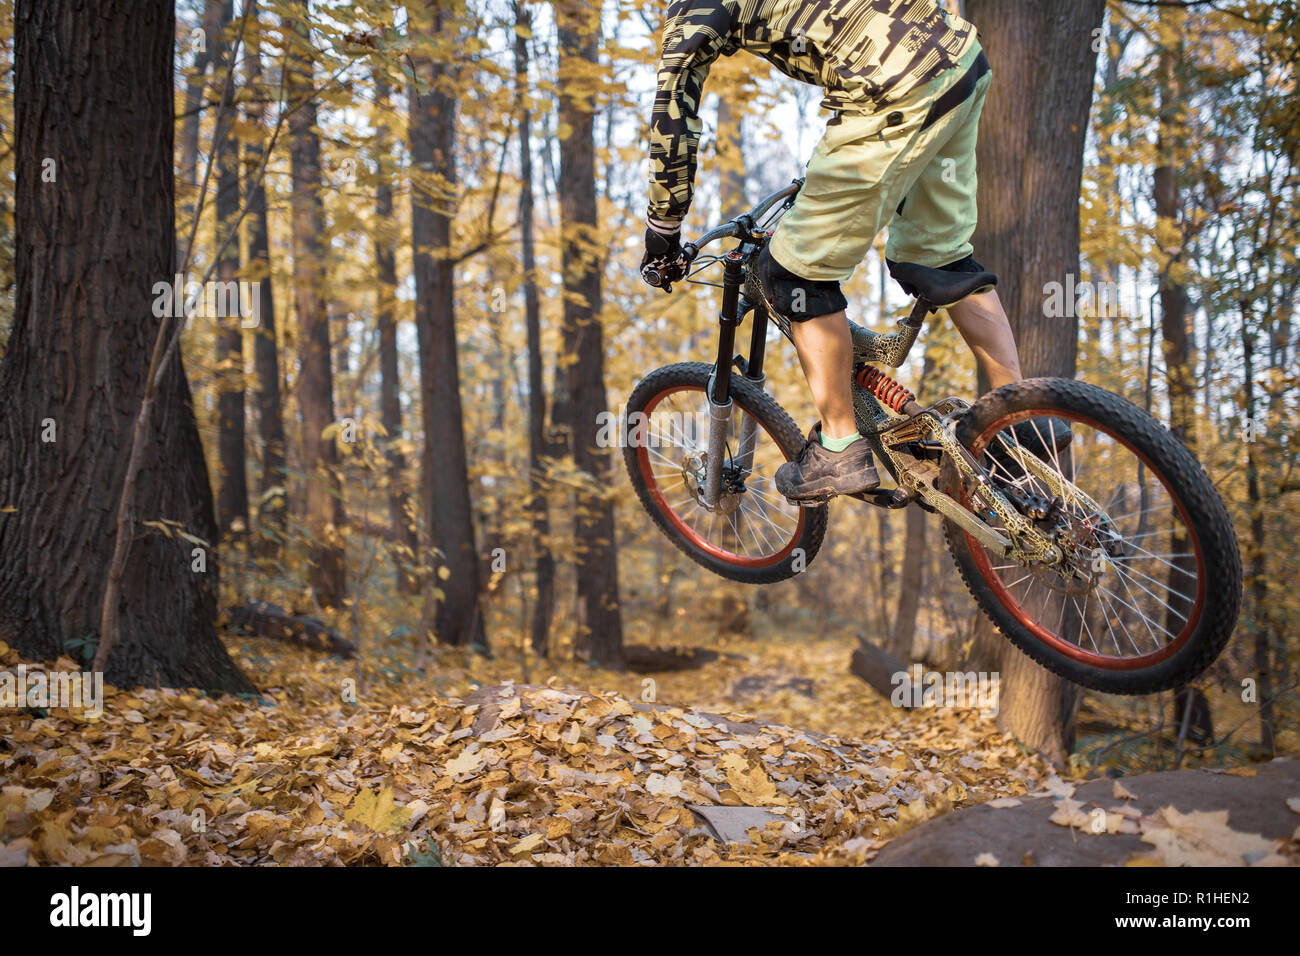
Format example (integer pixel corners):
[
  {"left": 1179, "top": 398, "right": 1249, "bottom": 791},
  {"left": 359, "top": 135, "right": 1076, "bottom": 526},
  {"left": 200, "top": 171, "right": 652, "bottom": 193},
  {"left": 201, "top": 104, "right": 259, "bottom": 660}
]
[{"left": 871, "top": 759, "right": 1300, "bottom": 866}]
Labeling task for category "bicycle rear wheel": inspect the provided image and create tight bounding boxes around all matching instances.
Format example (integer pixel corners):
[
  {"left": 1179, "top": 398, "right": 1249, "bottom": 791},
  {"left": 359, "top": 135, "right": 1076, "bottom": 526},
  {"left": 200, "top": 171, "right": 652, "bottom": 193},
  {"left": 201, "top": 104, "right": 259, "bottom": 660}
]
[
  {"left": 941, "top": 378, "right": 1242, "bottom": 695},
  {"left": 623, "top": 362, "right": 826, "bottom": 584}
]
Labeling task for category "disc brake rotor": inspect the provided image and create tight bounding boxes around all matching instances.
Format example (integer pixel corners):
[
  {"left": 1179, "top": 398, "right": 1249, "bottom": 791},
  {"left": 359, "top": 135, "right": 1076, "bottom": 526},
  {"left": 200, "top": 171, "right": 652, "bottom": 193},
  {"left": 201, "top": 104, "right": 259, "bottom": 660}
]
[
  {"left": 681, "top": 451, "right": 743, "bottom": 515},
  {"left": 1028, "top": 505, "right": 1122, "bottom": 596}
]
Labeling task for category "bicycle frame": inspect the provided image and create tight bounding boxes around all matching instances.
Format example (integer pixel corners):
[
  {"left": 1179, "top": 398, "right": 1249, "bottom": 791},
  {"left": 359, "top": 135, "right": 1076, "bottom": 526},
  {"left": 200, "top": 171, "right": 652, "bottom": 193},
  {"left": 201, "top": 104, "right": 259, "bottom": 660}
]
[{"left": 674, "top": 180, "right": 1069, "bottom": 565}]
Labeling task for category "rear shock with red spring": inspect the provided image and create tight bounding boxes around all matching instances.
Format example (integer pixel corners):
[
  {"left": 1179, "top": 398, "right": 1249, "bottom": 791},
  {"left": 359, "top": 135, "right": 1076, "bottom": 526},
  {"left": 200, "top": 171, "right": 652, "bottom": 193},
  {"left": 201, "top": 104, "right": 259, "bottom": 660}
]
[{"left": 854, "top": 364, "right": 915, "bottom": 412}]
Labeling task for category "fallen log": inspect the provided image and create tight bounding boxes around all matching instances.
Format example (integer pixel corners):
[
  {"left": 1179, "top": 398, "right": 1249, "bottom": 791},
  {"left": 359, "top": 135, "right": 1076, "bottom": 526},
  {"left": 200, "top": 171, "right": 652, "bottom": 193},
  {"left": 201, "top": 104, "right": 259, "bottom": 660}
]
[
  {"left": 849, "top": 637, "right": 910, "bottom": 703},
  {"left": 223, "top": 600, "right": 357, "bottom": 659},
  {"left": 621, "top": 645, "right": 721, "bottom": 673}
]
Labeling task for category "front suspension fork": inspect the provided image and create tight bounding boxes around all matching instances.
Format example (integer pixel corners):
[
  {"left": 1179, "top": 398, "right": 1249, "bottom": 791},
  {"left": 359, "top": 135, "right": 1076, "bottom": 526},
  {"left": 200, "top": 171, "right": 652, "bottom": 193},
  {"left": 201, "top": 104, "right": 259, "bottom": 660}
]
[{"left": 702, "top": 253, "right": 753, "bottom": 509}]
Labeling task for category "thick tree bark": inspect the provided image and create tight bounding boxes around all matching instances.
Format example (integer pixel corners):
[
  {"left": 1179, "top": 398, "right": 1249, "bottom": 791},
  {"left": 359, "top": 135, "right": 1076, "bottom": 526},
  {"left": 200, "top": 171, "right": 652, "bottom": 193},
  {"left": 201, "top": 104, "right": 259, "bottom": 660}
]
[
  {"left": 213, "top": 0, "right": 248, "bottom": 546},
  {"left": 409, "top": 0, "right": 487, "bottom": 648},
  {"left": 513, "top": 2, "right": 555, "bottom": 657},
  {"left": 557, "top": 0, "right": 624, "bottom": 667},
  {"left": 245, "top": 4, "right": 288, "bottom": 554},
  {"left": 0, "top": 0, "right": 250, "bottom": 692},
  {"left": 286, "top": 1, "right": 346, "bottom": 609},
  {"left": 965, "top": 0, "right": 1105, "bottom": 766},
  {"left": 373, "top": 68, "right": 420, "bottom": 595}
]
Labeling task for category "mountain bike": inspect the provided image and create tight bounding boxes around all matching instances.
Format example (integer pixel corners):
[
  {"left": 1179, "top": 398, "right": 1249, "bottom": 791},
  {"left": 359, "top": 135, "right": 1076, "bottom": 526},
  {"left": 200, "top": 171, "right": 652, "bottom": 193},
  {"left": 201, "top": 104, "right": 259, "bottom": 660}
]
[{"left": 625, "top": 180, "right": 1242, "bottom": 695}]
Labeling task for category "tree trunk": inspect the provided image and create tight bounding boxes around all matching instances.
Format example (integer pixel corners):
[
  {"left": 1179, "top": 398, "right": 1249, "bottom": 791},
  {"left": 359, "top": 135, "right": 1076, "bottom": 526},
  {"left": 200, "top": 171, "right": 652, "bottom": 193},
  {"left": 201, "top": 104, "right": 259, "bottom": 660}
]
[
  {"left": 286, "top": 0, "right": 346, "bottom": 609},
  {"left": 1155, "top": 11, "right": 1196, "bottom": 452},
  {"left": 1154, "top": 6, "right": 1202, "bottom": 715},
  {"left": 875, "top": 509, "right": 895, "bottom": 638},
  {"left": 373, "top": 68, "right": 420, "bottom": 595},
  {"left": 0, "top": 0, "right": 251, "bottom": 693},
  {"left": 213, "top": 0, "right": 248, "bottom": 547},
  {"left": 479, "top": 282, "right": 509, "bottom": 597},
  {"left": 713, "top": 59, "right": 751, "bottom": 219},
  {"left": 409, "top": 0, "right": 487, "bottom": 649},
  {"left": 964, "top": 0, "right": 1105, "bottom": 766},
  {"left": 889, "top": 350, "right": 936, "bottom": 660},
  {"left": 513, "top": 2, "right": 555, "bottom": 657},
  {"left": 1241, "top": 320, "right": 1275, "bottom": 754},
  {"left": 557, "top": 0, "right": 624, "bottom": 667},
  {"left": 245, "top": 3, "right": 287, "bottom": 554},
  {"left": 178, "top": 0, "right": 221, "bottom": 265}
]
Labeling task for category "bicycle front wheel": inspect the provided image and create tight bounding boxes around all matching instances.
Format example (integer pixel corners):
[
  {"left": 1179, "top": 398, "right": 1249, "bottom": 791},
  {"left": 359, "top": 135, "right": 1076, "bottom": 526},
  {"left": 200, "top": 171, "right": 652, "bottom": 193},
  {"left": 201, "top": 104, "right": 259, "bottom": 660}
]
[{"left": 623, "top": 362, "right": 826, "bottom": 584}]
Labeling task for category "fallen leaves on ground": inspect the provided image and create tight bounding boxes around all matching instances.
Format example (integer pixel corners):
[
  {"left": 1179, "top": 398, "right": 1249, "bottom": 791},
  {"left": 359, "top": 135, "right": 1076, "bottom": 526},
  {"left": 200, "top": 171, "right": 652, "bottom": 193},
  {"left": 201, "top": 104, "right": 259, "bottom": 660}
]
[
  {"left": 0, "top": 634, "right": 1055, "bottom": 866},
  {"left": 1136, "top": 808, "right": 1287, "bottom": 867}
]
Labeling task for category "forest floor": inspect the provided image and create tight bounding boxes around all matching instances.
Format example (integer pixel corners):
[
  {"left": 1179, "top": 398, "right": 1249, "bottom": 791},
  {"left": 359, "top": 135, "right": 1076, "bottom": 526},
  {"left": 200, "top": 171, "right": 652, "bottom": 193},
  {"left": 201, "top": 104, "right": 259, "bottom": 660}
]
[{"left": 0, "top": 624, "right": 1294, "bottom": 866}]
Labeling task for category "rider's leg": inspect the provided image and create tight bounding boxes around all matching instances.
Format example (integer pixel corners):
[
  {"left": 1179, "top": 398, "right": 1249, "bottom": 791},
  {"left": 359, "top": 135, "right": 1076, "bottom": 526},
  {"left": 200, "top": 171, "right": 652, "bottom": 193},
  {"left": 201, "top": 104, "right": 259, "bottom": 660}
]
[
  {"left": 762, "top": 45, "right": 993, "bottom": 500},
  {"left": 947, "top": 289, "right": 1022, "bottom": 388},
  {"left": 753, "top": 247, "right": 880, "bottom": 500},
  {"left": 788, "top": 309, "right": 858, "bottom": 441}
]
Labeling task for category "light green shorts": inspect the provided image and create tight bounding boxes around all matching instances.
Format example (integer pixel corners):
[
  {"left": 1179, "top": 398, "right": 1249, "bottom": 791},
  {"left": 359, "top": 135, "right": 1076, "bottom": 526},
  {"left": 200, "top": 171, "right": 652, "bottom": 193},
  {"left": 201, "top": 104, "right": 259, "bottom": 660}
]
[{"left": 769, "top": 42, "right": 990, "bottom": 282}]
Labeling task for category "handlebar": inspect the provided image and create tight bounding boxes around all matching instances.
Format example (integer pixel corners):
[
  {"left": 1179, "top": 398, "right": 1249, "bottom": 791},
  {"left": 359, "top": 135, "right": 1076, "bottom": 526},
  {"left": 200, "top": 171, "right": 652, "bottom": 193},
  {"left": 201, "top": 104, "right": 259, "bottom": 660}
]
[{"left": 640, "top": 179, "right": 802, "bottom": 289}]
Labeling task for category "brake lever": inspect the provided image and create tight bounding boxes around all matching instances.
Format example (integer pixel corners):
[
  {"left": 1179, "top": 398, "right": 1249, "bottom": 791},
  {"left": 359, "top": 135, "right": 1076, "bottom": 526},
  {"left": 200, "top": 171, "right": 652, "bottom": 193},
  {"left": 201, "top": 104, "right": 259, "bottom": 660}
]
[{"left": 640, "top": 241, "right": 699, "bottom": 294}]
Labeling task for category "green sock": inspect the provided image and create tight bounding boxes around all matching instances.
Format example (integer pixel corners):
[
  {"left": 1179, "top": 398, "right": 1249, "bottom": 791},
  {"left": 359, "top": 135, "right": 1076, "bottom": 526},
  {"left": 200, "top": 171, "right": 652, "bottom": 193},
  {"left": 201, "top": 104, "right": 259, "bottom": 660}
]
[{"left": 819, "top": 429, "right": 861, "bottom": 452}]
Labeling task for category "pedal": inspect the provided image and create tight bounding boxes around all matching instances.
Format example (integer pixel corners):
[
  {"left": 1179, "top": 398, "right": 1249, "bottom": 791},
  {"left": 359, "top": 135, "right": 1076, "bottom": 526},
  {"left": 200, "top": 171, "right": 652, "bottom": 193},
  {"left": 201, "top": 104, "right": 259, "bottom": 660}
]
[{"left": 850, "top": 487, "right": 912, "bottom": 509}]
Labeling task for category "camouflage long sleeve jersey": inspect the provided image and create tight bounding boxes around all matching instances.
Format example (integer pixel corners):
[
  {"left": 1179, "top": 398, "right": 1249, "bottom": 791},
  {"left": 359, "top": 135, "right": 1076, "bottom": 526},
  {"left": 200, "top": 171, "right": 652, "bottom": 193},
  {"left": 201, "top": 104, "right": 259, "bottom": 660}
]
[{"left": 647, "top": 0, "right": 977, "bottom": 227}]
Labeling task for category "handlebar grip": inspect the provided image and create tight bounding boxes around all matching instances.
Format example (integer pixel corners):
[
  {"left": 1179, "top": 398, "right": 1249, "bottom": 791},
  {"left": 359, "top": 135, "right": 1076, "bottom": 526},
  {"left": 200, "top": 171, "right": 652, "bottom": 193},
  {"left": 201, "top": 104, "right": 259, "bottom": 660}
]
[{"left": 641, "top": 265, "right": 663, "bottom": 288}]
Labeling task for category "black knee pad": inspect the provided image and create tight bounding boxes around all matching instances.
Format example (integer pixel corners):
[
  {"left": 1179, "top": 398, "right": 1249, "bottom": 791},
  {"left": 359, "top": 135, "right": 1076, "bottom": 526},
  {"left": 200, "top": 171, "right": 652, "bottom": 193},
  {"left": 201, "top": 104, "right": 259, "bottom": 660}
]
[
  {"left": 938, "top": 254, "right": 988, "bottom": 275},
  {"left": 885, "top": 254, "right": 994, "bottom": 298},
  {"left": 754, "top": 245, "right": 848, "bottom": 322}
]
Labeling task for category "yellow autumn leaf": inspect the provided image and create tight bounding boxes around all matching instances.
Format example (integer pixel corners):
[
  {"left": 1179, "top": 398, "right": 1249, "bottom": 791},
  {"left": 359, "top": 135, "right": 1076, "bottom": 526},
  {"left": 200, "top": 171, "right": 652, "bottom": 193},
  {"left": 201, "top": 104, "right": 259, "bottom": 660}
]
[
  {"left": 203, "top": 776, "right": 264, "bottom": 799},
  {"left": 1140, "top": 807, "right": 1281, "bottom": 866},
  {"left": 509, "top": 833, "right": 544, "bottom": 856},
  {"left": 344, "top": 787, "right": 413, "bottom": 834},
  {"left": 725, "top": 760, "right": 780, "bottom": 806},
  {"left": 443, "top": 749, "right": 484, "bottom": 777}
]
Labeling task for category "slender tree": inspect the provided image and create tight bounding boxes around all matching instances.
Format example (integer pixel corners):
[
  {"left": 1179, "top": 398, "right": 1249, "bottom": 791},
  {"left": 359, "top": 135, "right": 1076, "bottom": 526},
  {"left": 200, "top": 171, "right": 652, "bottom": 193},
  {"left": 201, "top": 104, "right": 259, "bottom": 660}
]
[
  {"left": 513, "top": 0, "right": 555, "bottom": 655},
  {"left": 245, "top": 2, "right": 288, "bottom": 554},
  {"left": 213, "top": 0, "right": 249, "bottom": 547},
  {"left": 1153, "top": 4, "right": 1206, "bottom": 741},
  {"left": 889, "top": 349, "right": 936, "bottom": 661},
  {"left": 557, "top": 0, "right": 624, "bottom": 666},
  {"left": 178, "top": 0, "right": 222, "bottom": 265},
  {"left": 373, "top": 67, "right": 420, "bottom": 595},
  {"left": 286, "top": 0, "right": 347, "bottom": 609},
  {"left": 408, "top": 0, "right": 487, "bottom": 648}
]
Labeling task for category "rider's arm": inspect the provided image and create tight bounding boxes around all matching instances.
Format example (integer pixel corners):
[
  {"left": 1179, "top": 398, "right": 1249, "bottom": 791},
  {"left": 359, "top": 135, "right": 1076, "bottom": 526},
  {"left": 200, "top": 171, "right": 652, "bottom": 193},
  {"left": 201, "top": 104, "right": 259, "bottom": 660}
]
[{"left": 647, "top": 0, "right": 736, "bottom": 231}]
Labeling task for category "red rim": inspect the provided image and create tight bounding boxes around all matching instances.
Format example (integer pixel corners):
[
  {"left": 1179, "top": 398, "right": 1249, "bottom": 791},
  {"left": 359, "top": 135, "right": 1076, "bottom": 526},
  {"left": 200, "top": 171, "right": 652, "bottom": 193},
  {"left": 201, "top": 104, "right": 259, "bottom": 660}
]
[
  {"left": 635, "top": 385, "right": 805, "bottom": 569},
  {"left": 961, "top": 408, "right": 1207, "bottom": 670}
]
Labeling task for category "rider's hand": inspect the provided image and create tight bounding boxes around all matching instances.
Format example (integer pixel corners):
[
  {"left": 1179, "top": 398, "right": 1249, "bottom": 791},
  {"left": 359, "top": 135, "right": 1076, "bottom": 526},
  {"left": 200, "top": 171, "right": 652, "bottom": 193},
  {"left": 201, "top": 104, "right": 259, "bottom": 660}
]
[{"left": 640, "top": 224, "right": 687, "bottom": 292}]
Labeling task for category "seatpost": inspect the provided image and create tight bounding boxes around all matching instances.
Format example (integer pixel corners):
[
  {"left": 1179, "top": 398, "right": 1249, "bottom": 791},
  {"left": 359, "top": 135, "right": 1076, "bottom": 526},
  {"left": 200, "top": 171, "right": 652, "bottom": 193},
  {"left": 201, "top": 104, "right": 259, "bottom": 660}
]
[{"left": 703, "top": 252, "right": 745, "bottom": 508}]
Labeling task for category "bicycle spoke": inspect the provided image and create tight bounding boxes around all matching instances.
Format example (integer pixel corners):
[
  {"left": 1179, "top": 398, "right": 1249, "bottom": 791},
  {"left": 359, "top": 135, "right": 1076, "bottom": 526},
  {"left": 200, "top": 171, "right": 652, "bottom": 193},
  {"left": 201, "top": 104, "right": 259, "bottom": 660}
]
[
  {"left": 638, "top": 386, "right": 803, "bottom": 563},
  {"left": 966, "top": 405, "right": 1205, "bottom": 666}
]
